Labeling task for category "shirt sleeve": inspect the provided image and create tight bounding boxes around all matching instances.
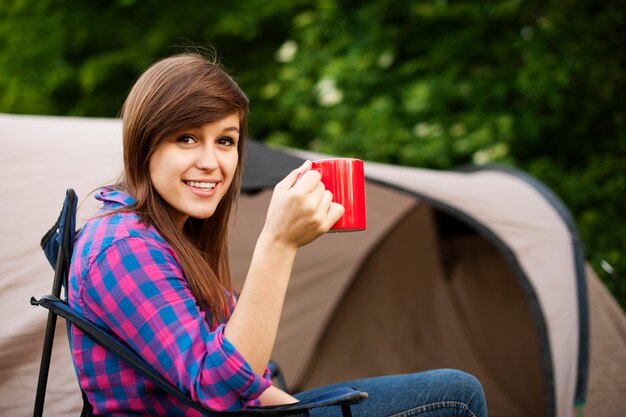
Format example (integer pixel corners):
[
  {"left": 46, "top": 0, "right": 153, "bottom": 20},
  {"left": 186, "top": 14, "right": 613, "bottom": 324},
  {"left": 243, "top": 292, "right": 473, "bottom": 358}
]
[{"left": 77, "top": 236, "right": 271, "bottom": 411}]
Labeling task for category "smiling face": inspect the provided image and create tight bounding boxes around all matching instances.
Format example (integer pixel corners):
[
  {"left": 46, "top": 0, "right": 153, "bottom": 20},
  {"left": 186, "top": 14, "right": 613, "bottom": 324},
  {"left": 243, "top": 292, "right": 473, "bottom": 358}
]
[{"left": 148, "top": 113, "right": 240, "bottom": 230}]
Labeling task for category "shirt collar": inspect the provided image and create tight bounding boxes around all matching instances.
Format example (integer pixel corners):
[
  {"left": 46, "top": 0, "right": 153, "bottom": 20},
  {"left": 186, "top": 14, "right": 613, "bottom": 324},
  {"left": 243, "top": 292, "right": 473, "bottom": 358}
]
[{"left": 95, "top": 187, "right": 136, "bottom": 208}]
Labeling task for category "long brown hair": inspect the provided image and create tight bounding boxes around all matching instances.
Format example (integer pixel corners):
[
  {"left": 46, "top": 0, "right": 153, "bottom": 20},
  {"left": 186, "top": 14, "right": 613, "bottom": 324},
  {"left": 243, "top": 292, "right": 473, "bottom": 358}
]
[{"left": 118, "top": 52, "right": 248, "bottom": 327}]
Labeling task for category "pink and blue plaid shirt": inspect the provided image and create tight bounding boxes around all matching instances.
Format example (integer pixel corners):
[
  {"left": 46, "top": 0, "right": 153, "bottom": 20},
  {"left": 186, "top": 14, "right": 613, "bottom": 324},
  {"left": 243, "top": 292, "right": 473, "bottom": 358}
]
[{"left": 68, "top": 188, "right": 271, "bottom": 416}]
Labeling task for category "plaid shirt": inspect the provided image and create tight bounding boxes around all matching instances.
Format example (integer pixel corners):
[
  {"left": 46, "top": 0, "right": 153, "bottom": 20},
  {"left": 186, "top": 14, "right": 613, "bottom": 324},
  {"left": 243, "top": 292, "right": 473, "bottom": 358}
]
[{"left": 68, "top": 188, "right": 271, "bottom": 416}]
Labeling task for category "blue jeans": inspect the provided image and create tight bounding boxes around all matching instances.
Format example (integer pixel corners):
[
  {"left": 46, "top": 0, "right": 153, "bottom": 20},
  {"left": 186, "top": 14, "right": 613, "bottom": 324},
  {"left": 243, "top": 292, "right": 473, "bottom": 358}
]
[{"left": 294, "top": 369, "right": 487, "bottom": 417}]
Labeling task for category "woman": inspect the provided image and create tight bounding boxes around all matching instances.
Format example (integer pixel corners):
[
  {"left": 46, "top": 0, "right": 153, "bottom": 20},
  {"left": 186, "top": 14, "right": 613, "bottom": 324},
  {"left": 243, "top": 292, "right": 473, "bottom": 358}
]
[{"left": 68, "top": 52, "right": 487, "bottom": 416}]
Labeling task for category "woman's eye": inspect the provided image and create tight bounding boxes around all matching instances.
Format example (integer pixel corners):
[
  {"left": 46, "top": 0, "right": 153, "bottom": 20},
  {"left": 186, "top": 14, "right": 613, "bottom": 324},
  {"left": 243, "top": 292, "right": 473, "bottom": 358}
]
[
  {"left": 177, "top": 135, "right": 196, "bottom": 144},
  {"left": 218, "top": 137, "right": 236, "bottom": 146}
]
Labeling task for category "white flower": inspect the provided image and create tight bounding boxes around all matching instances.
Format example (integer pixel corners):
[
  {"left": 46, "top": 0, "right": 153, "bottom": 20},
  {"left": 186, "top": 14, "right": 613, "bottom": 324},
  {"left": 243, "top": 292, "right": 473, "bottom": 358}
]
[
  {"left": 472, "top": 143, "right": 509, "bottom": 165},
  {"left": 412, "top": 122, "right": 443, "bottom": 137},
  {"left": 276, "top": 40, "right": 298, "bottom": 63},
  {"left": 316, "top": 78, "right": 343, "bottom": 106},
  {"left": 413, "top": 122, "right": 431, "bottom": 137},
  {"left": 377, "top": 51, "right": 395, "bottom": 69}
]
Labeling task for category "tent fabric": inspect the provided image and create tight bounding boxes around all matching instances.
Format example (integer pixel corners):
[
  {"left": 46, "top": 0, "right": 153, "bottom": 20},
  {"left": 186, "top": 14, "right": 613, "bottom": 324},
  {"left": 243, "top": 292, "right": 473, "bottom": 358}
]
[
  {"left": 285, "top": 150, "right": 582, "bottom": 414},
  {"left": 241, "top": 139, "right": 303, "bottom": 193},
  {"left": 299, "top": 210, "right": 545, "bottom": 416},
  {"left": 1, "top": 113, "right": 625, "bottom": 417},
  {"left": 361, "top": 162, "right": 580, "bottom": 416}
]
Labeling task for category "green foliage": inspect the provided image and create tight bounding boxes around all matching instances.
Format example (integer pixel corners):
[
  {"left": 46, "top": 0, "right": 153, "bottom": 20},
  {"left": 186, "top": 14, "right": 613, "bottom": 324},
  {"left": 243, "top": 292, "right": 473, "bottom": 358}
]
[{"left": 1, "top": 0, "right": 624, "bottom": 307}]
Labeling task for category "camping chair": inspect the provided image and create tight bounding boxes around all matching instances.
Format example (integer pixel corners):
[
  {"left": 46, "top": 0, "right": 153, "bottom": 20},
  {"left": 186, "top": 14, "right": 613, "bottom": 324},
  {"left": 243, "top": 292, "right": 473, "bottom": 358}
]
[{"left": 31, "top": 189, "right": 367, "bottom": 417}]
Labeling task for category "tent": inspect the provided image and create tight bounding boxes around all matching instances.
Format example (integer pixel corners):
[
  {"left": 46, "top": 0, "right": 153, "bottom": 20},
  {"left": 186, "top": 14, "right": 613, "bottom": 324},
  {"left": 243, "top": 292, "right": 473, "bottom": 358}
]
[{"left": 1, "top": 113, "right": 624, "bottom": 417}]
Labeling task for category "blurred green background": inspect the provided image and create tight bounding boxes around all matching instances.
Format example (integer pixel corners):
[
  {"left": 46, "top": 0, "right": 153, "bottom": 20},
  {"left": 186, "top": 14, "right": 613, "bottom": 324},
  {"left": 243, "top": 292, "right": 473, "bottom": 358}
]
[{"left": 1, "top": 0, "right": 624, "bottom": 308}]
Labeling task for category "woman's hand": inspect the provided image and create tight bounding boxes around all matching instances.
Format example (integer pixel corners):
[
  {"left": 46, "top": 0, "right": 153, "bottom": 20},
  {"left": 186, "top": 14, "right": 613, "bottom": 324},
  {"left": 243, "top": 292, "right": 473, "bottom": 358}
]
[{"left": 261, "top": 160, "right": 345, "bottom": 250}]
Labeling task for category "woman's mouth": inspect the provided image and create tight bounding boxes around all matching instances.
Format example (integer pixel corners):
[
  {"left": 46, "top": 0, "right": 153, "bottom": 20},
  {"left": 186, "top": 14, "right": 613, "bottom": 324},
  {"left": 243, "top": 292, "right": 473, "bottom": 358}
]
[{"left": 184, "top": 181, "right": 217, "bottom": 190}]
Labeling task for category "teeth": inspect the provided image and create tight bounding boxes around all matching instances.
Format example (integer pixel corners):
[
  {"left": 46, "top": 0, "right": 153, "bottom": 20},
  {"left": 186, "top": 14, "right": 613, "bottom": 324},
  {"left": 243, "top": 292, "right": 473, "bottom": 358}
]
[{"left": 186, "top": 181, "right": 216, "bottom": 189}]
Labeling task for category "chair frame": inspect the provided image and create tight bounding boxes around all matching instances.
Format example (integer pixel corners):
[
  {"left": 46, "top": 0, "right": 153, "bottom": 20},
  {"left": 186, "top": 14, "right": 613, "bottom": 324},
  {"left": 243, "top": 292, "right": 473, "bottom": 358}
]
[{"left": 33, "top": 188, "right": 78, "bottom": 417}]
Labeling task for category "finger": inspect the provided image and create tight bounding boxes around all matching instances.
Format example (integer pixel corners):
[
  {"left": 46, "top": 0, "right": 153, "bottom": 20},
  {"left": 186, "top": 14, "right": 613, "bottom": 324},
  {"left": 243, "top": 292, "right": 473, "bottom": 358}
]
[
  {"left": 318, "top": 189, "right": 334, "bottom": 212},
  {"left": 291, "top": 169, "right": 322, "bottom": 193},
  {"left": 310, "top": 181, "right": 327, "bottom": 206},
  {"left": 324, "top": 202, "right": 345, "bottom": 230},
  {"left": 296, "top": 181, "right": 325, "bottom": 217},
  {"left": 277, "top": 160, "right": 312, "bottom": 190}
]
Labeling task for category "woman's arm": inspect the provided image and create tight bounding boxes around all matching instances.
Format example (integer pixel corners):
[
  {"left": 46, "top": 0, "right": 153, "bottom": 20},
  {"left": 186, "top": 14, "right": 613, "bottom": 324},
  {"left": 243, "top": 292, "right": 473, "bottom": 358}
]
[
  {"left": 79, "top": 235, "right": 271, "bottom": 411},
  {"left": 224, "top": 161, "right": 344, "bottom": 375}
]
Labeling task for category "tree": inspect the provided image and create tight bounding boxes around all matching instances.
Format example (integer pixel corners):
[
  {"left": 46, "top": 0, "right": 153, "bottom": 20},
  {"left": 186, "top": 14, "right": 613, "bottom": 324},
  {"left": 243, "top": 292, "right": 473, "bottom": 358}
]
[{"left": 1, "top": 0, "right": 624, "bottom": 306}]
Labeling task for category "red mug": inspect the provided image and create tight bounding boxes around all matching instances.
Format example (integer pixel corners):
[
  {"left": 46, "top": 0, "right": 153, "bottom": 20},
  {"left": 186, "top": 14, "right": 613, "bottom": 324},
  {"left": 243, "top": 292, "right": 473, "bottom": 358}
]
[{"left": 300, "top": 158, "right": 366, "bottom": 232}]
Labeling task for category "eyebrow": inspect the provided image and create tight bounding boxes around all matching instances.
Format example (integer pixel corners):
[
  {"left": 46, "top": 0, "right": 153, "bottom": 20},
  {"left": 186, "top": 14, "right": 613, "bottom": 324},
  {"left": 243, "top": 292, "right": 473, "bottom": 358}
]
[{"left": 223, "top": 126, "right": 240, "bottom": 133}]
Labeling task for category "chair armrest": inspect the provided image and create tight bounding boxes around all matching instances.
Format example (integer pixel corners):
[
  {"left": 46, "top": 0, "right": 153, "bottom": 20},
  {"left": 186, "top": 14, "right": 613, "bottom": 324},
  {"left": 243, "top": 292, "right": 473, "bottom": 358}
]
[{"left": 248, "top": 387, "right": 367, "bottom": 413}]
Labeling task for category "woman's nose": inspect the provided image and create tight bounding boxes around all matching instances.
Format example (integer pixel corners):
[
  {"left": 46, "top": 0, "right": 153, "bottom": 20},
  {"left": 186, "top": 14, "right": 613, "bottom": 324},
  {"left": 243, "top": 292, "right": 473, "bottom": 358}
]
[{"left": 196, "top": 144, "right": 219, "bottom": 171}]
